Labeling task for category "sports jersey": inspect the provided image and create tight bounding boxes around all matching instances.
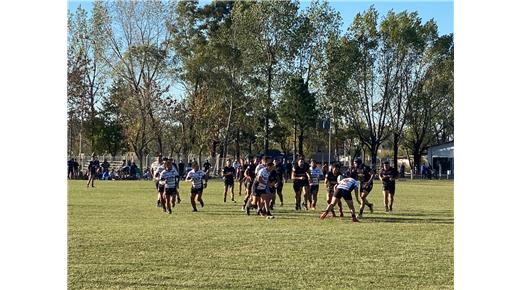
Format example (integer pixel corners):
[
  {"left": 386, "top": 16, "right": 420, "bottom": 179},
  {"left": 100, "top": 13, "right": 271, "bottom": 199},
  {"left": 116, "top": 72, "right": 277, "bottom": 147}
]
[
  {"left": 154, "top": 164, "right": 165, "bottom": 179},
  {"left": 223, "top": 166, "right": 235, "bottom": 182},
  {"left": 351, "top": 165, "right": 373, "bottom": 183},
  {"left": 309, "top": 166, "right": 322, "bottom": 186},
  {"left": 245, "top": 163, "right": 257, "bottom": 179},
  {"left": 186, "top": 169, "right": 206, "bottom": 189},
  {"left": 159, "top": 169, "right": 179, "bottom": 189},
  {"left": 379, "top": 167, "right": 397, "bottom": 186},
  {"left": 325, "top": 172, "right": 338, "bottom": 190},
  {"left": 255, "top": 163, "right": 265, "bottom": 175},
  {"left": 337, "top": 176, "right": 358, "bottom": 191},
  {"left": 88, "top": 160, "right": 100, "bottom": 174},
  {"left": 293, "top": 165, "right": 308, "bottom": 181},
  {"left": 256, "top": 167, "right": 270, "bottom": 190}
]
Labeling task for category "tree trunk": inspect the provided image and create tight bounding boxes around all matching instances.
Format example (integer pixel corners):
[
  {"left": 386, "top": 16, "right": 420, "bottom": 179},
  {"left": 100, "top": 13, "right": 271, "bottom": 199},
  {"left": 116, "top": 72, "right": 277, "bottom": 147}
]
[
  {"left": 393, "top": 132, "right": 399, "bottom": 167},
  {"left": 413, "top": 143, "right": 422, "bottom": 175},
  {"left": 265, "top": 65, "right": 273, "bottom": 155},
  {"left": 235, "top": 130, "right": 240, "bottom": 160},
  {"left": 157, "top": 136, "right": 163, "bottom": 157},
  {"left": 293, "top": 119, "right": 297, "bottom": 162},
  {"left": 223, "top": 98, "right": 234, "bottom": 161},
  {"left": 298, "top": 126, "right": 304, "bottom": 156}
]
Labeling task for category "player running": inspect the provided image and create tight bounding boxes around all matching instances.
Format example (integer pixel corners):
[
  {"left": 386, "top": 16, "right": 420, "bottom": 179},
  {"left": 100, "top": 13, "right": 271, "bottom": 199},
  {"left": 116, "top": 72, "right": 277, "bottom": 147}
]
[
  {"left": 308, "top": 159, "right": 322, "bottom": 210},
  {"left": 324, "top": 163, "right": 344, "bottom": 217},
  {"left": 379, "top": 161, "right": 398, "bottom": 212},
  {"left": 257, "top": 162, "right": 275, "bottom": 219},
  {"left": 185, "top": 162, "right": 208, "bottom": 212},
  {"left": 237, "top": 158, "right": 246, "bottom": 196},
  {"left": 351, "top": 159, "right": 375, "bottom": 218},
  {"left": 292, "top": 157, "right": 310, "bottom": 210},
  {"left": 86, "top": 154, "right": 100, "bottom": 188},
  {"left": 159, "top": 159, "right": 179, "bottom": 214},
  {"left": 152, "top": 156, "right": 167, "bottom": 207},
  {"left": 222, "top": 159, "right": 236, "bottom": 203},
  {"left": 242, "top": 157, "right": 258, "bottom": 212},
  {"left": 272, "top": 158, "right": 284, "bottom": 207},
  {"left": 320, "top": 174, "right": 360, "bottom": 223}
]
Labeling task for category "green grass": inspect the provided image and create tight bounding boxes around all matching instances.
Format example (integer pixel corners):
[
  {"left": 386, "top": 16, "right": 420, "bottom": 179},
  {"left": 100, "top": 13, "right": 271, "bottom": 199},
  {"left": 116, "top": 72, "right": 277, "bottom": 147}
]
[{"left": 68, "top": 179, "right": 453, "bottom": 289}]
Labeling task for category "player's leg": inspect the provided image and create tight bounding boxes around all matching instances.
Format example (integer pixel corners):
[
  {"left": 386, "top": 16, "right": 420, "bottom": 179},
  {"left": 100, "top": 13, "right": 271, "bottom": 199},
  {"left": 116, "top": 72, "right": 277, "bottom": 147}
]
[
  {"left": 197, "top": 191, "right": 204, "bottom": 208},
  {"left": 320, "top": 196, "right": 339, "bottom": 219},
  {"left": 190, "top": 191, "right": 198, "bottom": 211},
  {"left": 311, "top": 186, "right": 318, "bottom": 210},
  {"left": 231, "top": 182, "right": 235, "bottom": 202},
  {"left": 160, "top": 190, "right": 167, "bottom": 212},
  {"left": 383, "top": 188, "right": 389, "bottom": 212},
  {"left": 326, "top": 190, "right": 336, "bottom": 217},
  {"left": 389, "top": 183, "right": 395, "bottom": 211},
  {"left": 165, "top": 192, "right": 172, "bottom": 214},
  {"left": 293, "top": 183, "right": 302, "bottom": 210},
  {"left": 277, "top": 184, "right": 284, "bottom": 207}
]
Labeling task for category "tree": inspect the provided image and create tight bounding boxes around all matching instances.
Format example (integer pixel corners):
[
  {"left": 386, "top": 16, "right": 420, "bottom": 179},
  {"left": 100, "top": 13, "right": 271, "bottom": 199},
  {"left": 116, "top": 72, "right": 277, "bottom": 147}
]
[
  {"left": 97, "top": 0, "right": 176, "bottom": 169},
  {"left": 279, "top": 77, "right": 318, "bottom": 158},
  {"left": 232, "top": 0, "right": 299, "bottom": 155}
]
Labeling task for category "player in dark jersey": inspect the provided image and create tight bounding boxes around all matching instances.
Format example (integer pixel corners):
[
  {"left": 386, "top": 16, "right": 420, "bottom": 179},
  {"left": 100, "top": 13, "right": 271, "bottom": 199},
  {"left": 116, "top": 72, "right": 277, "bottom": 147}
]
[
  {"left": 319, "top": 174, "right": 360, "bottom": 223},
  {"left": 222, "top": 159, "right": 236, "bottom": 203},
  {"left": 272, "top": 158, "right": 284, "bottom": 207},
  {"left": 379, "top": 161, "right": 398, "bottom": 212},
  {"left": 242, "top": 157, "right": 259, "bottom": 213},
  {"left": 237, "top": 158, "right": 246, "bottom": 196},
  {"left": 68, "top": 158, "right": 74, "bottom": 179},
  {"left": 351, "top": 159, "right": 375, "bottom": 218},
  {"left": 324, "top": 163, "right": 344, "bottom": 217},
  {"left": 292, "top": 157, "right": 310, "bottom": 211},
  {"left": 87, "top": 154, "right": 100, "bottom": 188},
  {"left": 299, "top": 155, "right": 311, "bottom": 210},
  {"left": 152, "top": 156, "right": 167, "bottom": 207},
  {"left": 185, "top": 162, "right": 208, "bottom": 212}
]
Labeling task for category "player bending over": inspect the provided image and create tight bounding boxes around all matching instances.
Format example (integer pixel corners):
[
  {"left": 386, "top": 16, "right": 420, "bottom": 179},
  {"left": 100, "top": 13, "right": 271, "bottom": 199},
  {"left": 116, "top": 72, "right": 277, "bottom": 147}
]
[{"left": 320, "top": 174, "right": 360, "bottom": 223}]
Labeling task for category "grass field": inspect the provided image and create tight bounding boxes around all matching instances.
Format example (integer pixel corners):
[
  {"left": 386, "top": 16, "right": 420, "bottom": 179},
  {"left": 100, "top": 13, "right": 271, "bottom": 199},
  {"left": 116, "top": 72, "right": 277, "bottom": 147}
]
[{"left": 68, "top": 178, "right": 453, "bottom": 289}]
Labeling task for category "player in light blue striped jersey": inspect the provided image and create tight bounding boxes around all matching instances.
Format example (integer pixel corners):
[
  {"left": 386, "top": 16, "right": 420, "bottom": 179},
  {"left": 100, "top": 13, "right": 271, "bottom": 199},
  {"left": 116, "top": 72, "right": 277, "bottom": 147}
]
[
  {"left": 320, "top": 172, "right": 360, "bottom": 223},
  {"left": 159, "top": 159, "right": 179, "bottom": 214},
  {"left": 185, "top": 162, "right": 208, "bottom": 212},
  {"left": 308, "top": 159, "right": 322, "bottom": 210}
]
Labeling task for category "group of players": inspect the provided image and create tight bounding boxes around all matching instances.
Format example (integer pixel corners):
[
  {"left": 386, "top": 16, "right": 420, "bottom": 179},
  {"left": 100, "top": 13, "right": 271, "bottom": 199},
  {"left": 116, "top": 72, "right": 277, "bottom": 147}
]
[{"left": 150, "top": 154, "right": 398, "bottom": 222}]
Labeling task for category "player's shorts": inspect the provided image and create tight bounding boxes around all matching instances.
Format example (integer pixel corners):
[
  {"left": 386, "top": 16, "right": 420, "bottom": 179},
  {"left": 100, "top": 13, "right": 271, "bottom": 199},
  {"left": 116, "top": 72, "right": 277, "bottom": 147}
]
[
  {"left": 334, "top": 188, "right": 353, "bottom": 201},
  {"left": 165, "top": 188, "right": 177, "bottom": 196},
  {"left": 327, "top": 186, "right": 335, "bottom": 195},
  {"left": 191, "top": 187, "right": 203, "bottom": 195},
  {"left": 254, "top": 187, "right": 266, "bottom": 197},
  {"left": 302, "top": 179, "right": 309, "bottom": 187},
  {"left": 224, "top": 179, "right": 234, "bottom": 186},
  {"left": 293, "top": 181, "right": 304, "bottom": 192},
  {"left": 310, "top": 185, "right": 319, "bottom": 195},
  {"left": 246, "top": 180, "right": 253, "bottom": 192},
  {"left": 361, "top": 182, "right": 373, "bottom": 194},
  {"left": 383, "top": 182, "right": 396, "bottom": 194},
  {"left": 158, "top": 185, "right": 165, "bottom": 193}
]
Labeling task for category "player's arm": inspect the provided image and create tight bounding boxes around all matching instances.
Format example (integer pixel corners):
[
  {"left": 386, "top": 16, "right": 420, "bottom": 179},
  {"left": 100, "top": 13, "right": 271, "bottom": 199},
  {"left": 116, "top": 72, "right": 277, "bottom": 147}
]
[
  {"left": 185, "top": 172, "right": 192, "bottom": 182},
  {"left": 367, "top": 169, "right": 375, "bottom": 183}
]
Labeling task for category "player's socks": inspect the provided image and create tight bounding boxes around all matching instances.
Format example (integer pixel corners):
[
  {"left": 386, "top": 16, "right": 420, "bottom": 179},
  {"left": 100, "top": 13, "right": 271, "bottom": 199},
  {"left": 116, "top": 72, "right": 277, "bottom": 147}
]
[
  {"left": 319, "top": 211, "right": 328, "bottom": 220},
  {"left": 332, "top": 210, "right": 336, "bottom": 217}
]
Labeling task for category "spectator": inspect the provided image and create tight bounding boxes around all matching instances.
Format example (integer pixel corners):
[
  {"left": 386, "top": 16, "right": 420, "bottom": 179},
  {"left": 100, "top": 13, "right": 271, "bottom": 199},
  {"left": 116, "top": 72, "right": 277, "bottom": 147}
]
[
  {"left": 203, "top": 159, "right": 211, "bottom": 175},
  {"left": 68, "top": 158, "right": 74, "bottom": 179},
  {"left": 284, "top": 159, "right": 292, "bottom": 181},
  {"left": 178, "top": 160, "right": 185, "bottom": 178},
  {"left": 101, "top": 159, "right": 110, "bottom": 176},
  {"left": 130, "top": 162, "right": 138, "bottom": 179},
  {"left": 399, "top": 163, "right": 405, "bottom": 178},
  {"left": 73, "top": 158, "right": 79, "bottom": 179}
]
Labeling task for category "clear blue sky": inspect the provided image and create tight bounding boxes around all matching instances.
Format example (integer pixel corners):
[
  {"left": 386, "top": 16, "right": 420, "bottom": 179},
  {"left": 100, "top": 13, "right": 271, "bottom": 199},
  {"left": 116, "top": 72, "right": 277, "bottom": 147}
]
[{"left": 68, "top": 0, "right": 453, "bottom": 36}]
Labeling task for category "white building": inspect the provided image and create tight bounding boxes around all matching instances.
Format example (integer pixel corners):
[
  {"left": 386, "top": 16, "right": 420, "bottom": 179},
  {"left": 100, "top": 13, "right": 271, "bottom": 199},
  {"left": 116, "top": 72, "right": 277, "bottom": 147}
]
[{"left": 427, "top": 141, "right": 454, "bottom": 176}]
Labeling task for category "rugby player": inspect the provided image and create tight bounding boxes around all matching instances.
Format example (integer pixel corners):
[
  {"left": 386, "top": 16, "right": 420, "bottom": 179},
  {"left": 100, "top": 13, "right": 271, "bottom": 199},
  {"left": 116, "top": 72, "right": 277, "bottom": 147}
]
[
  {"left": 320, "top": 174, "right": 360, "bottom": 223},
  {"left": 159, "top": 159, "right": 179, "bottom": 214},
  {"left": 86, "top": 153, "right": 100, "bottom": 188},
  {"left": 237, "top": 158, "right": 246, "bottom": 196},
  {"left": 152, "top": 156, "right": 167, "bottom": 207},
  {"left": 242, "top": 157, "right": 258, "bottom": 213},
  {"left": 272, "top": 158, "right": 284, "bottom": 207},
  {"left": 324, "top": 163, "right": 343, "bottom": 217},
  {"left": 222, "top": 159, "right": 236, "bottom": 202},
  {"left": 308, "top": 159, "right": 322, "bottom": 210},
  {"left": 254, "top": 162, "right": 275, "bottom": 218},
  {"left": 379, "top": 161, "right": 398, "bottom": 212},
  {"left": 292, "top": 157, "right": 310, "bottom": 210},
  {"left": 185, "top": 162, "right": 208, "bottom": 212},
  {"left": 351, "top": 159, "right": 375, "bottom": 218}
]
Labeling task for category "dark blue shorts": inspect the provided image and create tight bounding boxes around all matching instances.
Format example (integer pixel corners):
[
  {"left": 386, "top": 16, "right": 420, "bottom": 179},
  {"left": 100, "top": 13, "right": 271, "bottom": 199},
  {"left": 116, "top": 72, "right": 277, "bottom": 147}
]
[{"left": 334, "top": 188, "right": 353, "bottom": 201}]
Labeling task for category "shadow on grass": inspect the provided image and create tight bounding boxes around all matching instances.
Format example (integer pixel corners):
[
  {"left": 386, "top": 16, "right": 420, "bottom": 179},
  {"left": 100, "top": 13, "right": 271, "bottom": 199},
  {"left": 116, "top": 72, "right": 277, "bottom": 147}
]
[{"left": 361, "top": 216, "right": 453, "bottom": 224}]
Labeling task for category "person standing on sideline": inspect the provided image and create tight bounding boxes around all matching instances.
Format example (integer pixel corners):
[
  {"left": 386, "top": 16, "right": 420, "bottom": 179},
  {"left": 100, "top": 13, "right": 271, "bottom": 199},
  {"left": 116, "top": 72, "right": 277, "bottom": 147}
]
[
  {"left": 87, "top": 154, "right": 100, "bottom": 188},
  {"left": 379, "top": 161, "right": 398, "bottom": 212},
  {"left": 203, "top": 159, "right": 212, "bottom": 176},
  {"left": 101, "top": 158, "right": 110, "bottom": 180},
  {"left": 68, "top": 158, "right": 74, "bottom": 179},
  {"left": 185, "top": 162, "right": 208, "bottom": 212}
]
